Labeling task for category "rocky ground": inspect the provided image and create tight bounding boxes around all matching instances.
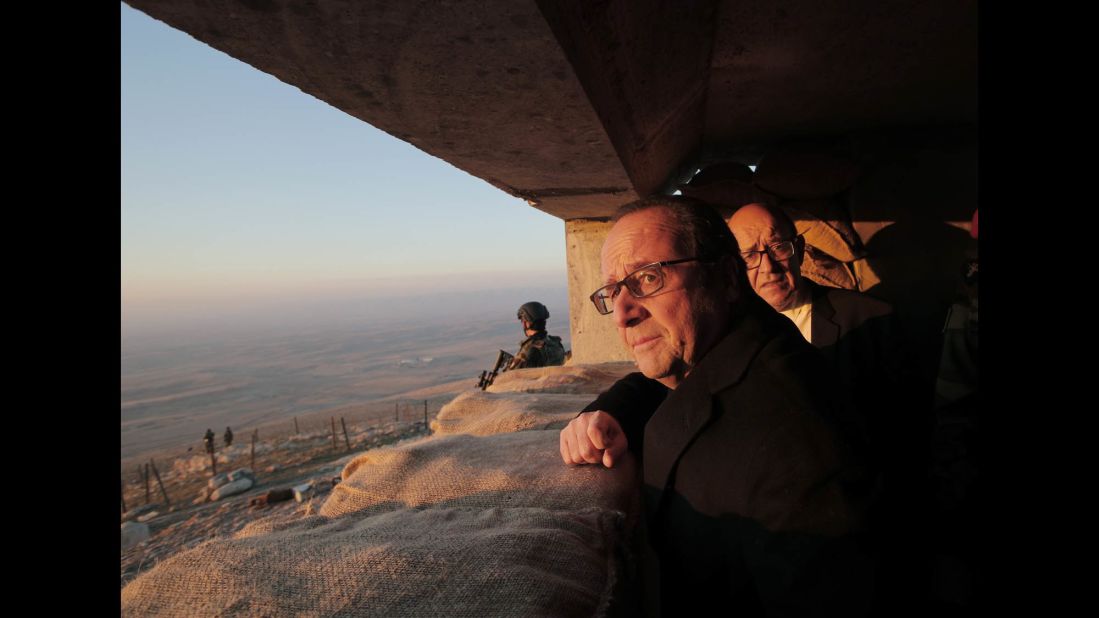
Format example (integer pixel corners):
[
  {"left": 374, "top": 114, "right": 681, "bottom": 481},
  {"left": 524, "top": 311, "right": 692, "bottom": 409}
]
[{"left": 120, "top": 420, "right": 431, "bottom": 589}]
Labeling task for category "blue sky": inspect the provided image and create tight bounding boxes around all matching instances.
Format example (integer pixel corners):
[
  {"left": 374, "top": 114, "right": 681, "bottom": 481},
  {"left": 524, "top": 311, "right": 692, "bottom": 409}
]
[{"left": 121, "top": 2, "right": 567, "bottom": 316}]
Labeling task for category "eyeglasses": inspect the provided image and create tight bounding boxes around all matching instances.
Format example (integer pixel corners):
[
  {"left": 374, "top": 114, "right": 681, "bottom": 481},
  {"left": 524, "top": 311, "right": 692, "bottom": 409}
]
[
  {"left": 589, "top": 257, "right": 705, "bottom": 315},
  {"left": 739, "top": 236, "right": 801, "bottom": 270}
]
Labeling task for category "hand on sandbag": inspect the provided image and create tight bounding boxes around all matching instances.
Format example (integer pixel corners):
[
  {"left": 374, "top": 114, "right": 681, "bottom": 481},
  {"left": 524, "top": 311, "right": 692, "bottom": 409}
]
[{"left": 559, "top": 411, "right": 627, "bottom": 469}]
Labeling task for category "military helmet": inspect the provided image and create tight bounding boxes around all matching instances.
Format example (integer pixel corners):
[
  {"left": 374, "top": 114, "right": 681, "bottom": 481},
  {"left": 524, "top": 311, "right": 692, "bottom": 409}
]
[{"left": 517, "top": 301, "right": 550, "bottom": 323}]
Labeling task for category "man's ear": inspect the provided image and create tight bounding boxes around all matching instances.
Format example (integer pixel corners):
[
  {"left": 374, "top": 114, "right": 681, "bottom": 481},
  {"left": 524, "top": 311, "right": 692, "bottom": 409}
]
[{"left": 794, "top": 234, "right": 806, "bottom": 261}]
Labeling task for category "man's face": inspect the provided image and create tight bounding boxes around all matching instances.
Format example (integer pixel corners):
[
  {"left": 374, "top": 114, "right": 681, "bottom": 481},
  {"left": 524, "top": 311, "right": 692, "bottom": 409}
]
[
  {"left": 728, "top": 203, "right": 804, "bottom": 312},
  {"left": 600, "top": 208, "right": 732, "bottom": 388}
]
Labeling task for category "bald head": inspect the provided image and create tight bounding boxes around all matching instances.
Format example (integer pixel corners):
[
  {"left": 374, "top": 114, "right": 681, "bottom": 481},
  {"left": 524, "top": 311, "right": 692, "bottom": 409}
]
[
  {"left": 728, "top": 203, "right": 807, "bottom": 312},
  {"left": 729, "top": 203, "right": 797, "bottom": 241}
]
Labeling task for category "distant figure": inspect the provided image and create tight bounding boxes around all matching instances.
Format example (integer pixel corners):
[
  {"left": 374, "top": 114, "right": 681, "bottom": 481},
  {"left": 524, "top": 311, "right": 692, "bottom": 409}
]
[
  {"left": 506, "top": 302, "right": 565, "bottom": 370},
  {"left": 203, "top": 428, "right": 215, "bottom": 454},
  {"left": 224, "top": 426, "right": 234, "bottom": 448}
]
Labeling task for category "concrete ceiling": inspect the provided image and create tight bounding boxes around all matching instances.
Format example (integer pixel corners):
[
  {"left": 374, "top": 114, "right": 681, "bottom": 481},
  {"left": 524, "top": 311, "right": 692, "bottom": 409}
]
[{"left": 123, "top": 0, "right": 978, "bottom": 220}]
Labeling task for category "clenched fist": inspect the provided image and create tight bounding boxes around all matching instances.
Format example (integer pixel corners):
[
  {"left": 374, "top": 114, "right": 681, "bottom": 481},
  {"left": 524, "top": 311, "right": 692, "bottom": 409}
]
[{"left": 559, "top": 411, "right": 627, "bottom": 468}]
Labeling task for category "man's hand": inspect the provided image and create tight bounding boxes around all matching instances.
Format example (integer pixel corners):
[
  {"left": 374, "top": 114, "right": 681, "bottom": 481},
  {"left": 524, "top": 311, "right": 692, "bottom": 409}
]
[{"left": 559, "top": 411, "right": 627, "bottom": 468}]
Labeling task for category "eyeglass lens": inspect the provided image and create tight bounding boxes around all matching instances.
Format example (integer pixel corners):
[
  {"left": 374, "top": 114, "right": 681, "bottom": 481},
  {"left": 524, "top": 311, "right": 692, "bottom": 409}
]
[{"left": 591, "top": 263, "right": 666, "bottom": 315}]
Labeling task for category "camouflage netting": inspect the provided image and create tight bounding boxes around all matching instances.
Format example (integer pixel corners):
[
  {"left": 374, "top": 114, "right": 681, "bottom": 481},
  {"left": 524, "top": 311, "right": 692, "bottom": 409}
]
[
  {"left": 320, "top": 431, "right": 639, "bottom": 518},
  {"left": 122, "top": 506, "right": 624, "bottom": 617},
  {"left": 486, "top": 362, "right": 639, "bottom": 395},
  {"left": 432, "top": 390, "right": 597, "bottom": 436}
]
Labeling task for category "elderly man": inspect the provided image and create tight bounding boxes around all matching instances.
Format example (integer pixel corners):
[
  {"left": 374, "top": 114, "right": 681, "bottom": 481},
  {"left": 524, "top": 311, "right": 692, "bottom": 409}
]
[
  {"left": 729, "top": 203, "right": 905, "bottom": 411},
  {"left": 559, "top": 197, "right": 872, "bottom": 614}
]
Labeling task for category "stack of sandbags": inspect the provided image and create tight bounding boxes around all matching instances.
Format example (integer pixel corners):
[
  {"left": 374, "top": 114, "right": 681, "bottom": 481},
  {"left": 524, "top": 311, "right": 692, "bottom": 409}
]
[{"left": 122, "top": 366, "right": 644, "bottom": 616}]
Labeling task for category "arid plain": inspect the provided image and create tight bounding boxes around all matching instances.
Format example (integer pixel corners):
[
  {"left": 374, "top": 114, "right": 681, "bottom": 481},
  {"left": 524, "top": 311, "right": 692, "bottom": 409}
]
[{"left": 121, "top": 286, "right": 571, "bottom": 466}]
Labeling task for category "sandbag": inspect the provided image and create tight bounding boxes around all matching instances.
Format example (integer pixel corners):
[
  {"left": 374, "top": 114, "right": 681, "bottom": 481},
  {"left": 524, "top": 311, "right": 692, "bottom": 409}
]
[
  {"left": 320, "top": 430, "right": 639, "bottom": 519},
  {"left": 432, "top": 390, "right": 595, "bottom": 436},
  {"left": 487, "top": 361, "right": 638, "bottom": 395},
  {"left": 782, "top": 200, "right": 865, "bottom": 262},
  {"left": 122, "top": 506, "right": 624, "bottom": 618}
]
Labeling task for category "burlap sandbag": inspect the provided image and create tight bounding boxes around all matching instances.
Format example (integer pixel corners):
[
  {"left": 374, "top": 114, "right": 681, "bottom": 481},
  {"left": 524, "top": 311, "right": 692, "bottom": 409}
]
[
  {"left": 800, "top": 246, "right": 859, "bottom": 291},
  {"left": 782, "top": 201, "right": 865, "bottom": 262},
  {"left": 487, "top": 361, "right": 638, "bottom": 395},
  {"left": 432, "top": 390, "right": 595, "bottom": 436},
  {"left": 320, "top": 430, "right": 639, "bottom": 519},
  {"left": 122, "top": 506, "right": 624, "bottom": 617},
  {"left": 780, "top": 203, "right": 863, "bottom": 291}
]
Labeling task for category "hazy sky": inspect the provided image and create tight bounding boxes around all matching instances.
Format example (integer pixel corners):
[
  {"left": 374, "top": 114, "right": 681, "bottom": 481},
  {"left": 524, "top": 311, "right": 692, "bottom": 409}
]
[{"left": 121, "top": 3, "right": 567, "bottom": 321}]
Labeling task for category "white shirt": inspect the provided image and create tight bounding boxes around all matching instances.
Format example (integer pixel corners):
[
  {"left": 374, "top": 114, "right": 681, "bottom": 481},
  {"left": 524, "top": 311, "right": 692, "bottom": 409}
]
[{"left": 779, "top": 300, "right": 813, "bottom": 343}]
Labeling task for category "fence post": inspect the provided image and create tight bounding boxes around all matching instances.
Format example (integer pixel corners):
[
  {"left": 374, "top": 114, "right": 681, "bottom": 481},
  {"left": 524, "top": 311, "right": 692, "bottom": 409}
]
[
  {"left": 395, "top": 402, "right": 399, "bottom": 423},
  {"left": 331, "top": 417, "right": 338, "bottom": 451},
  {"left": 149, "top": 459, "right": 170, "bottom": 506},
  {"left": 251, "top": 430, "right": 257, "bottom": 472},
  {"left": 341, "top": 417, "right": 351, "bottom": 450},
  {"left": 142, "top": 463, "right": 150, "bottom": 504},
  {"left": 424, "top": 400, "right": 428, "bottom": 428},
  {"left": 294, "top": 417, "right": 299, "bottom": 435}
]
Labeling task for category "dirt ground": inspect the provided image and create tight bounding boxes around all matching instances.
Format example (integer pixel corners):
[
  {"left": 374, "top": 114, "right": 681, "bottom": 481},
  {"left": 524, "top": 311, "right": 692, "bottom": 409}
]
[{"left": 120, "top": 420, "right": 430, "bottom": 589}]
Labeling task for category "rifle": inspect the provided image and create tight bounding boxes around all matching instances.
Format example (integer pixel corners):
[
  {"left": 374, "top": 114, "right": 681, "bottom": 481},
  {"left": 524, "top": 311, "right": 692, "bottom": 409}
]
[{"left": 477, "top": 349, "right": 515, "bottom": 390}]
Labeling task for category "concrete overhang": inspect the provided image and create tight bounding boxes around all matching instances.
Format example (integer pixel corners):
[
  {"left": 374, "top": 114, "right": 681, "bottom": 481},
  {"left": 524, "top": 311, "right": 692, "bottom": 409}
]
[{"left": 122, "top": 0, "right": 977, "bottom": 221}]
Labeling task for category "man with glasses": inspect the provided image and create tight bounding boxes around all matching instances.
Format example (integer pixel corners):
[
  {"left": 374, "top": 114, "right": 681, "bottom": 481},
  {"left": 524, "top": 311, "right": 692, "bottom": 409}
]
[
  {"left": 559, "top": 196, "right": 872, "bottom": 614},
  {"left": 729, "top": 202, "right": 898, "bottom": 353}
]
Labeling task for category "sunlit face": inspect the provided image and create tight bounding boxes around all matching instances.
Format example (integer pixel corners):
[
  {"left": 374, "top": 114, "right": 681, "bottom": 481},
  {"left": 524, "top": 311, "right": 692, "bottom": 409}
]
[
  {"left": 600, "top": 208, "right": 733, "bottom": 388},
  {"left": 728, "top": 203, "right": 805, "bottom": 312}
]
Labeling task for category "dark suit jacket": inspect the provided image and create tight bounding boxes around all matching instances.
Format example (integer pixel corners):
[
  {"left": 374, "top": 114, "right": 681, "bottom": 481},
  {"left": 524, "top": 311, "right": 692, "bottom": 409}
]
[
  {"left": 612, "top": 296, "right": 873, "bottom": 615},
  {"left": 807, "top": 284, "right": 931, "bottom": 607},
  {"left": 806, "top": 282, "right": 907, "bottom": 444}
]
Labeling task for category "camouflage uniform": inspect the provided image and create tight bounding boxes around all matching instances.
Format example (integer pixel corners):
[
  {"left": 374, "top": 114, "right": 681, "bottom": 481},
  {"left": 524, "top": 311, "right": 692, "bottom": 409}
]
[{"left": 507, "top": 331, "right": 566, "bottom": 370}]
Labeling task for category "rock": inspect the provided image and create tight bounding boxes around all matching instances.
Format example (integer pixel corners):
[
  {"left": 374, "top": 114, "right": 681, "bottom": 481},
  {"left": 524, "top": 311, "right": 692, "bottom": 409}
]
[
  {"left": 136, "top": 511, "right": 160, "bottom": 523},
  {"left": 211, "top": 477, "right": 254, "bottom": 501},
  {"left": 121, "top": 521, "right": 150, "bottom": 551},
  {"left": 208, "top": 473, "right": 230, "bottom": 490},
  {"left": 266, "top": 488, "right": 294, "bottom": 503},
  {"left": 122, "top": 504, "right": 159, "bottom": 522},
  {"left": 264, "top": 464, "right": 280, "bottom": 473},
  {"left": 227, "top": 468, "right": 254, "bottom": 483},
  {"left": 292, "top": 482, "right": 314, "bottom": 503}
]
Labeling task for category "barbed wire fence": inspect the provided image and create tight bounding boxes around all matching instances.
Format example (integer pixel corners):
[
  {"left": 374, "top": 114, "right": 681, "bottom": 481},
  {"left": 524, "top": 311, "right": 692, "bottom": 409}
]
[
  {"left": 122, "top": 396, "right": 456, "bottom": 512},
  {"left": 252, "top": 397, "right": 448, "bottom": 444}
]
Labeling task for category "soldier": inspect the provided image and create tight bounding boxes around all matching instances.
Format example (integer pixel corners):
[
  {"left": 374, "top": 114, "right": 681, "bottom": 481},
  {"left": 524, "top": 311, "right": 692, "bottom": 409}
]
[
  {"left": 224, "top": 426, "right": 234, "bottom": 447},
  {"left": 507, "top": 301, "right": 566, "bottom": 370},
  {"left": 203, "top": 428, "right": 215, "bottom": 454}
]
